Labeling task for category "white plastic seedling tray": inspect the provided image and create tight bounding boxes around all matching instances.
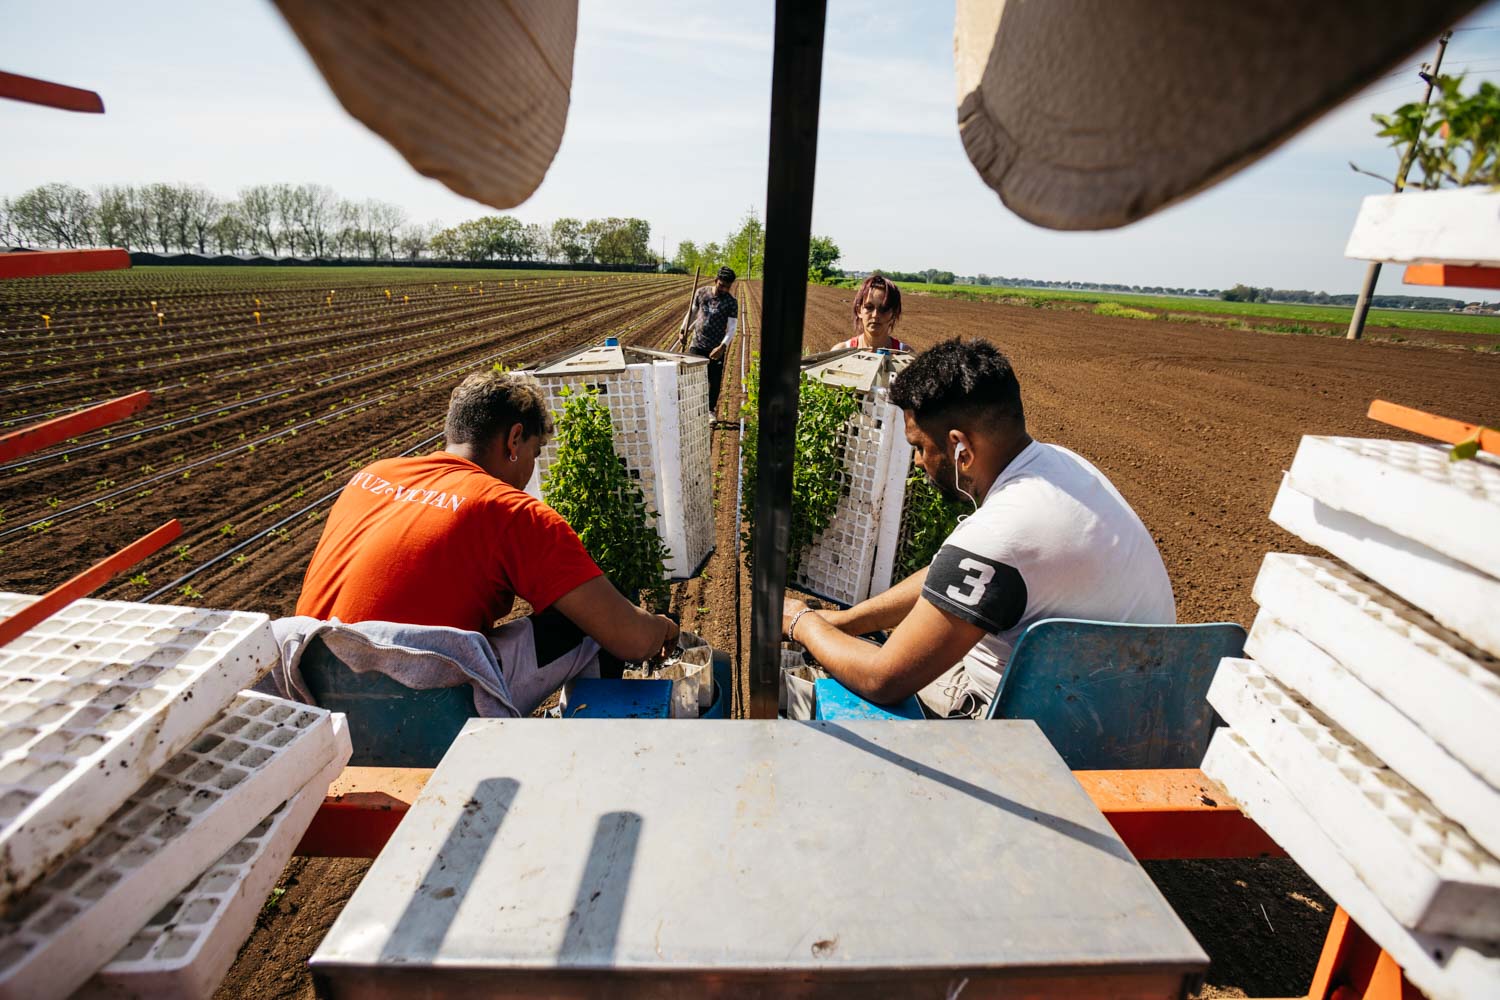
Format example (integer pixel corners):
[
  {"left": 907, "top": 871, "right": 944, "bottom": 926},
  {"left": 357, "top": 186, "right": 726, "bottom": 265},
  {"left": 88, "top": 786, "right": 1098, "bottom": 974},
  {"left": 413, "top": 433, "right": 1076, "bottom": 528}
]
[
  {"left": 79, "top": 735, "right": 349, "bottom": 1000},
  {"left": 1247, "top": 613, "right": 1500, "bottom": 858},
  {"left": 1251, "top": 553, "right": 1500, "bottom": 788},
  {"left": 1204, "top": 730, "right": 1500, "bottom": 1000},
  {"left": 1208, "top": 658, "right": 1500, "bottom": 938},
  {"left": 0, "top": 593, "right": 276, "bottom": 907},
  {"left": 1269, "top": 478, "right": 1500, "bottom": 658},
  {"left": 0, "top": 692, "right": 347, "bottom": 1000},
  {"left": 1287, "top": 436, "right": 1500, "bottom": 580}
]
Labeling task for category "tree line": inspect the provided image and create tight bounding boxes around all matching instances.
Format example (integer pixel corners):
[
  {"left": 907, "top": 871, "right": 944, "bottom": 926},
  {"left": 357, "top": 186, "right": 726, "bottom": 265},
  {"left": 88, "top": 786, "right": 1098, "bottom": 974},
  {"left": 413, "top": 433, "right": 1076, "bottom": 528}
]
[
  {"left": 1218, "top": 283, "right": 1465, "bottom": 311},
  {"left": 670, "top": 212, "right": 843, "bottom": 285},
  {"left": 0, "top": 181, "right": 659, "bottom": 266}
]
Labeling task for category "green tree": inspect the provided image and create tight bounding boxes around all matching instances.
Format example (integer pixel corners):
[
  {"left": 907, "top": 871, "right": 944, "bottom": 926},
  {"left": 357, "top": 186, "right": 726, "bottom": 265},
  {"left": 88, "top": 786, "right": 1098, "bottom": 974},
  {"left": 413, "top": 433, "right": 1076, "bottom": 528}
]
[
  {"left": 552, "top": 217, "right": 587, "bottom": 263},
  {"left": 724, "top": 211, "right": 764, "bottom": 279},
  {"left": 807, "top": 235, "right": 842, "bottom": 284}
]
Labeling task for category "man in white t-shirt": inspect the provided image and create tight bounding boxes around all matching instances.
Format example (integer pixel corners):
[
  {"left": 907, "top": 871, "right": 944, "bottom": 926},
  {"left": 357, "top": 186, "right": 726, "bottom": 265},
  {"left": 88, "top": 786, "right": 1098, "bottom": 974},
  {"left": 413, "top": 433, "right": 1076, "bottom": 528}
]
[{"left": 781, "top": 338, "right": 1175, "bottom": 718}]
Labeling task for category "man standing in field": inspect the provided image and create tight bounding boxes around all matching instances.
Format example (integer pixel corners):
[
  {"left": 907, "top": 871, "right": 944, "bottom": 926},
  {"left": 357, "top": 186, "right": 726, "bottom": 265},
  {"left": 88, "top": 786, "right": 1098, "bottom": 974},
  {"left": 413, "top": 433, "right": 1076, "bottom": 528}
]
[
  {"left": 296, "top": 371, "right": 678, "bottom": 713},
  {"left": 681, "top": 265, "right": 739, "bottom": 414},
  {"left": 781, "top": 339, "right": 1174, "bottom": 718}
]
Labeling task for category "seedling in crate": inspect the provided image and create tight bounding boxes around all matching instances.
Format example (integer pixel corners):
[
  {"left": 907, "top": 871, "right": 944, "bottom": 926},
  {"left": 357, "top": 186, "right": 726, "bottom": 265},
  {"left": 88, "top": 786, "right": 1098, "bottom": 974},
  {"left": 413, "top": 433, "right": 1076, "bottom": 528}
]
[
  {"left": 739, "top": 356, "right": 860, "bottom": 575},
  {"left": 543, "top": 386, "right": 671, "bottom": 610}
]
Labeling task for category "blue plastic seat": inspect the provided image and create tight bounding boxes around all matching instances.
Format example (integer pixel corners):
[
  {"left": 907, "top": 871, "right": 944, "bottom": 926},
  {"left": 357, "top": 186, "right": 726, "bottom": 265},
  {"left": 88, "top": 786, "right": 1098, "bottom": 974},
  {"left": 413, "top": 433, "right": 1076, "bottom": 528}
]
[
  {"left": 985, "top": 618, "right": 1246, "bottom": 770},
  {"left": 298, "top": 637, "right": 478, "bottom": 768}
]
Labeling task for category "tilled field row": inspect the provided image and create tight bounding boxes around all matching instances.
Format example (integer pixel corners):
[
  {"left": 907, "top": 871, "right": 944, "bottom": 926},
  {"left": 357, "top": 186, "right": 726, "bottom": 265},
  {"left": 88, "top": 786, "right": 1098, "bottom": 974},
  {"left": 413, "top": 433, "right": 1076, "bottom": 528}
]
[
  {"left": 88, "top": 289, "right": 689, "bottom": 611},
  {"left": 2, "top": 281, "right": 686, "bottom": 482},
  {"left": 2, "top": 278, "right": 685, "bottom": 416},
  {"left": 0, "top": 276, "right": 690, "bottom": 598}
]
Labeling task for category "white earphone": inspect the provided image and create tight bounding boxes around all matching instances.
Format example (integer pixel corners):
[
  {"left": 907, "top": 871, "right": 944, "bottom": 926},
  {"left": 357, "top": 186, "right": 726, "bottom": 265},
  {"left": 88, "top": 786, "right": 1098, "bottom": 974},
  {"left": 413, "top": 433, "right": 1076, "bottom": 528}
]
[{"left": 953, "top": 441, "right": 977, "bottom": 519}]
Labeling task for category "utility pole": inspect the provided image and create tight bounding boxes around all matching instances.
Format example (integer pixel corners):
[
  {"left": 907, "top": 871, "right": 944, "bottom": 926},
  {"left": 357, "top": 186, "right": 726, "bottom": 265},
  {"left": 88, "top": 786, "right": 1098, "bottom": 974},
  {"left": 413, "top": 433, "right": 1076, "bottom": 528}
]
[{"left": 1346, "top": 30, "right": 1451, "bottom": 341}]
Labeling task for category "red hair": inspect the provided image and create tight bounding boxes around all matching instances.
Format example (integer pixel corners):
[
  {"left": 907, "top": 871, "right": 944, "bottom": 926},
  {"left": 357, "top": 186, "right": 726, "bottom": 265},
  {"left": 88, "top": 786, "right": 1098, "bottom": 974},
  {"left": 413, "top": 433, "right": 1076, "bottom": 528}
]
[{"left": 851, "top": 275, "right": 903, "bottom": 335}]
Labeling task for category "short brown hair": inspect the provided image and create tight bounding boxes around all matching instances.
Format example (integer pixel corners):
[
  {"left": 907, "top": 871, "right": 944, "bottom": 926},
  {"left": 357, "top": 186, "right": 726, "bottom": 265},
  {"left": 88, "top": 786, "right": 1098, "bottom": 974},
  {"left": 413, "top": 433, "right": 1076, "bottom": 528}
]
[{"left": 444, "top": 371, "right": 552, "bottom": 449}]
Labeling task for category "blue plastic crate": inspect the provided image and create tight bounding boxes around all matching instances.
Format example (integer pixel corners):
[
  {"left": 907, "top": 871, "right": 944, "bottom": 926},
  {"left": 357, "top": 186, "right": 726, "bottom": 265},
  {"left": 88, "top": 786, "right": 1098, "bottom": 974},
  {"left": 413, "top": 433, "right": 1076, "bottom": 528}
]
[
  {"left": 813, "top": 678, "right": 922, "bottom": 720},
  {"left": 565, "top": 678, "right": 673, "bottom": 719}
]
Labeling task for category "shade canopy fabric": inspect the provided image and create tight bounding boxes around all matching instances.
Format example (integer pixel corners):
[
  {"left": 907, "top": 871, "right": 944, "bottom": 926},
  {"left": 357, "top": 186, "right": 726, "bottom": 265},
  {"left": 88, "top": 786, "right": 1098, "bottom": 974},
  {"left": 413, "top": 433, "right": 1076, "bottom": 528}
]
[
  {"left": 955, "top": 0, "right": 1481, "bottom": 231},
  {"left": 274, "top": 0, "right": 577, "bottom": 210}
]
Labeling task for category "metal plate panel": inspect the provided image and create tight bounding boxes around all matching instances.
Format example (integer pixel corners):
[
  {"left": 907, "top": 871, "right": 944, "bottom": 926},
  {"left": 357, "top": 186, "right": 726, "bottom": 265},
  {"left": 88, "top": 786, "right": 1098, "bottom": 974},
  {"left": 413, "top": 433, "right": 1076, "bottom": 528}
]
[{"left": 313, "top": 720, "right": 1205, "bottom": 996}]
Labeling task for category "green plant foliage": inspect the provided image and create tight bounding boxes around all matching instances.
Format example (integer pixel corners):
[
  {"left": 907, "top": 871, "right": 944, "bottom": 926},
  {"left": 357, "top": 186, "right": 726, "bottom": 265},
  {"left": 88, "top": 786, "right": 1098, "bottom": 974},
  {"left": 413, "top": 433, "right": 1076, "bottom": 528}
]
[
  {"left": 893, "top": 467, "right": 964, "bottom": 581},
  {"left": 542, "top": 386, "right": 670, "bottom": 609},
  {"left": 1374, "top": 75, "right": 1500, "bottom": 189},
  {"left": 740, "top": 356, "right": 861, "bottom": 576},
  {"left": 1093, "top": 302, "right": 1157, "bottom": 321}
]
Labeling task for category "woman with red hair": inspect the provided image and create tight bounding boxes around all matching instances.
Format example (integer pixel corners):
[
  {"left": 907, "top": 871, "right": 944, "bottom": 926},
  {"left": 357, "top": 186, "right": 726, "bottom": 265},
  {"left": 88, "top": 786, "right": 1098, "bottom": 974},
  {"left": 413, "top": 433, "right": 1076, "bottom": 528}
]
[{"left": 835, "top": 275, "right": 909, "bottom": 352}]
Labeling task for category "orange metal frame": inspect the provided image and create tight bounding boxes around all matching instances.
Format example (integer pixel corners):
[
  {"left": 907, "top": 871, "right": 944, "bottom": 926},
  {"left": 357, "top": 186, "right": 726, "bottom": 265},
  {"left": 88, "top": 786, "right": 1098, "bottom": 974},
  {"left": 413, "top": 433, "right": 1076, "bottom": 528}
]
[
  {"left": 1367, "top": 399, "right": 1498, "bottom": 458},
  {"left": 1403, "top": 263, "right": 1500, "bottom": 291},
  {"left": 298, "top": 765, "right": 1410, "bottom": 999},
  {"left": 0, "top": 519, "right": 183, "bottom": 648},
  {"left": 0, "top": 248, "right": 131, "bottom": 281},
  {"left": 0, "top": 70, "right": 104, "bottom": 113},
  {"left": 0, "top": 390, "right": 152, "bottom": 464}
]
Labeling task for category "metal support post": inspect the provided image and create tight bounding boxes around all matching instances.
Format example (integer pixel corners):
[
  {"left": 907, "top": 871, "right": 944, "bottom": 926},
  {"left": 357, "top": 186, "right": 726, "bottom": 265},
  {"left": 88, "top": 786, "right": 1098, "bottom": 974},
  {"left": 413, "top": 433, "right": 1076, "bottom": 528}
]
[
  {"left": 1346, "top": 31, "right": 1451, "bottom": 341},
  {"left": 748, "top": 0, "right": 827, "bottom": 718}
]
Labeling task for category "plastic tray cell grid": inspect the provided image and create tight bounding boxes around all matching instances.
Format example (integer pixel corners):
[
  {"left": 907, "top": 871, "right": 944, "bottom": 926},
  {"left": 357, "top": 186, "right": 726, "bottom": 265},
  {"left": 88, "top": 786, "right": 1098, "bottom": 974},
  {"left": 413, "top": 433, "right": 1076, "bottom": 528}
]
[
  {"left": 796, "top": 392, "right": 900, "bottom": 607},
  {"left": 0, "top": 594, "right": 275, "bottom": 908},
  {"left": 1209, "top": 658, "right": 1500, "bottom": 938},
  {"left": 676, "top": 365, "right": 713, "bottom": 571},
  {"left": 83, "top": 756, "right": 344, "bottom": 999},
  {"left": 535, "top": 367, "right": 662, "bottom": 519},
  {"left": 0, "top": 693, "right": 344, "bottom": 1000},
  {"left": 1292, "top": 436, "right": 1500, "bottom": 580},
  {"left": 1253, "top": 553, "right": 1500, "bottom": 786},
  {"left": 1203, "top": 730, "right": 1500, "bottom": 1000}
]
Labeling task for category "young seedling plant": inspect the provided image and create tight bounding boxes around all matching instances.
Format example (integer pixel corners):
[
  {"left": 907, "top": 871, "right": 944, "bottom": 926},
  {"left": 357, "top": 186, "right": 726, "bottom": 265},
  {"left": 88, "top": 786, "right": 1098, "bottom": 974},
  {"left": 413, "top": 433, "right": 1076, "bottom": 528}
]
[
  {"left": 543, "top": 386, "right": 671, "bottom": 611},
  {"left": 739, "top": 355, "right": 860, "bottom": 577}
]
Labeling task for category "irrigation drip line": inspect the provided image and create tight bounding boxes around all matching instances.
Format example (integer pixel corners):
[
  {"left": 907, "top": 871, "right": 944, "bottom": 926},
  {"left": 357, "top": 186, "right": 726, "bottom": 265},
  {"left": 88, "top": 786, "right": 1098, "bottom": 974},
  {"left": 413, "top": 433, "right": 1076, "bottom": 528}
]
[
  {"left": 137, "top": 299, "right": 682, "bottom": 601},
  {"left": 2, "top": 297, "right": 680, "bottom": 542},
  {"left": 143, "top": 426, "right": 447, "bottom": 602},
  {"left": 4, "top": 280, "right": 668, "bottom": 397}
]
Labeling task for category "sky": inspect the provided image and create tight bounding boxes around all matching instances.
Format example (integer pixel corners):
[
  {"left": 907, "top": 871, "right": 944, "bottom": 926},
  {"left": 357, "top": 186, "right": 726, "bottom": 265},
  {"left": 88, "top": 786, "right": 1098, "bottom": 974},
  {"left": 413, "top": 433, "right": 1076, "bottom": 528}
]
[{"left": 4, "top": 1, "right": 1499, "bottom": 294}]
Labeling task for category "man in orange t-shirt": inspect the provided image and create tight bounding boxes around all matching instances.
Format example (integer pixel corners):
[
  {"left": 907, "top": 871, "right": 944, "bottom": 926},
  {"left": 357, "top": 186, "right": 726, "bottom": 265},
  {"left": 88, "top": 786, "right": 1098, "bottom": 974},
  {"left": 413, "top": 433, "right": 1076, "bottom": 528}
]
[{"left": 298, "top": 371, "right": 678, "bottom": 693}]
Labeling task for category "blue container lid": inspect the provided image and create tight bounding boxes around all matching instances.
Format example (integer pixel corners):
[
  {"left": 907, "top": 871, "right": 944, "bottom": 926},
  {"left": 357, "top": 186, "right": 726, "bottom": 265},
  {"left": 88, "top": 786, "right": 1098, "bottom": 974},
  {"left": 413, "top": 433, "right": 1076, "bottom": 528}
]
[{"left": 605, "top": 337, "right": 620, "bottom": 347}]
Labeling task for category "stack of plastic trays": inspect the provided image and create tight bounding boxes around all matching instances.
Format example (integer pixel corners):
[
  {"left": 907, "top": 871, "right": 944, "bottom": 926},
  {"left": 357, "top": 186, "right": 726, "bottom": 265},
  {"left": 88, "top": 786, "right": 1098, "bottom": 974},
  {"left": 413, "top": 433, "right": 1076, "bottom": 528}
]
[
  {"left": 79, "top": 734, "right": 350, "bottom": 999},
  {"left": 1201, "top": 435, "right": 1500, "bottom": 1000},
  {"left": 0, "top": 694, "right": 351, "bottom": 1000},
  {"left": 0, "top": 595, "right": 277, "bottom": 907}
]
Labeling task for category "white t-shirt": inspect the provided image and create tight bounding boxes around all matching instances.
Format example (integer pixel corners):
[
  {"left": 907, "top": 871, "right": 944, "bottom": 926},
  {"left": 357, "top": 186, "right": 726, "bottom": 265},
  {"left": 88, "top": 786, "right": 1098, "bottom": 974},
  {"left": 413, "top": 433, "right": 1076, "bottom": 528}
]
[{"left": 920, "top": 441, "right": 1176, "bottom": 705}]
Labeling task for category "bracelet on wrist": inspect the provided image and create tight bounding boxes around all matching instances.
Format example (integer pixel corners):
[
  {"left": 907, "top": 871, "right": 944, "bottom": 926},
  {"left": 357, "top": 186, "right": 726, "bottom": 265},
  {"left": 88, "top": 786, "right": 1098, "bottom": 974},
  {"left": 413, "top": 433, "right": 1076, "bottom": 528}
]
[{"left": 788, "top": 608, "right": 815, "bottom": 643}]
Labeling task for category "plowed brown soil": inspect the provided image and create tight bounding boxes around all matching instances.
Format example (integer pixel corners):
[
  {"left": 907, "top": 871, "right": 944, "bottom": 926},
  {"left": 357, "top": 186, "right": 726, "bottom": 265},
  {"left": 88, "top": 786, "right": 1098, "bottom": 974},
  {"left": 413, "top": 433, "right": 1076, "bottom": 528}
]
[{"left": 7, "top": 274, "right": 1498, "bottom": 999}]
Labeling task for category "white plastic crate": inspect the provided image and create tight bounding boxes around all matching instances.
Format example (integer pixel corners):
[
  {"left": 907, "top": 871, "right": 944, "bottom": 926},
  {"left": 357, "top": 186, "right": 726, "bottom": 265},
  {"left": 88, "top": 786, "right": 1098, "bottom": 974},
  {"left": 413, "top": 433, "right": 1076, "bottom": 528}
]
[
  {"left": 1251, "top": 553, "right": 1500, "bottom": 788},
  {"left": 0, "top": 693, "right": 348, "bottom": 1000},
  {"left": 1247, "top": 613, "right": 1500, "bottom": 858},
  {"left": 526, "top": 346, "right": 714, "bottom": 580},
  {"left": 1269, "top": 477, "right": 1500, "bottom": 658},
  {"left": 1208, "top": 658, "right": 1500, "bottom": 939},
  {"left": 0, "top": 594, "right": 276, "bottom": 908},
  {"left": 79, "top": 742, "right": 349, "bottom": 1000},
  {"left": 1287, "top": 436, "right": 1500, "bottom": 580},
  {"left": 793, "top": 388, "right": 911, "bottom": 607},
  {"left": 1204, "top": 730, "right": 1500, "bottom": 1000}
]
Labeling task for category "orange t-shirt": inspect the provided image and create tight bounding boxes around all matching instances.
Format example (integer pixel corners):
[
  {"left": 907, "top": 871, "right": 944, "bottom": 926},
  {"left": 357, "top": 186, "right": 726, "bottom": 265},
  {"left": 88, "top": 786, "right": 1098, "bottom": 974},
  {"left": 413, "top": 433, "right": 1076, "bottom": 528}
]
[{"left": 296, "top": 452, "right": 601, "bottom": 632}]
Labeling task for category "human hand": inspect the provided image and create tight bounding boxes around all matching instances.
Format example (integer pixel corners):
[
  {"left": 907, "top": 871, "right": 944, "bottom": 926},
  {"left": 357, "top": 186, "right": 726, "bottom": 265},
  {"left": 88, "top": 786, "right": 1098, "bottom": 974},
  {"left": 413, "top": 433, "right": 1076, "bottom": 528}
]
[
  {"left": 709, "top": 343, "right": 726, "bottom": 361},
  {"left": 781, "top": 597, "right": 810, "bottom": 640},
  {"left": 657, "top": 615, "right": 681, "bottom": 659}
]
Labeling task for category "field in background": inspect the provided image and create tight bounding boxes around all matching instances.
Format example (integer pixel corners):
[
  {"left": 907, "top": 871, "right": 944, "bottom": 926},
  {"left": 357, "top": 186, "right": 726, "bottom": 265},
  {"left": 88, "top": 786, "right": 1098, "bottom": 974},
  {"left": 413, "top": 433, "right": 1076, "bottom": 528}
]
[{"left": 898, "top": 282, "right": 1500, "bottom": 337}]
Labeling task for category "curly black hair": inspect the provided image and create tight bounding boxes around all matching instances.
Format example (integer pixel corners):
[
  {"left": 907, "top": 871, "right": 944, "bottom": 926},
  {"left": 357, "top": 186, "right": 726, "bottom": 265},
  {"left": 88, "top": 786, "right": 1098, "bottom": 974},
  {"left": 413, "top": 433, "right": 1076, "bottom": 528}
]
[{"left": 889, "top": 338, "right": 1024, "bottom": 429}]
